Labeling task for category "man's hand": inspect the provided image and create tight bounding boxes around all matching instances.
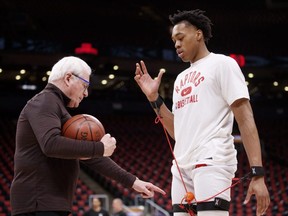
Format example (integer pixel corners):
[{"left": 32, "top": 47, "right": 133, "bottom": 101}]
[
  {"left": 132, "top": 178, "right": 166, "bottom": 198},
  {"left": 100, "top": 133, "right": 116, "bottom": 156}
]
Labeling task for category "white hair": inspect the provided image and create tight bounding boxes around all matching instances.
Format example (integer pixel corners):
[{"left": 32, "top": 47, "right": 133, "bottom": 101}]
[{"left": 48, "top": 56, "right": 91, "bottom": 82}]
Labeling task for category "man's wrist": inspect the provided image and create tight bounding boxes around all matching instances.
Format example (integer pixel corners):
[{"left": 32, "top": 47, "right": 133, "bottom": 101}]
[
  {"left": 150, "top": 94, "right": 164, "bottom": 109},
  {"left": 250, "top": 166, "right": 265, "bottom": 177}
]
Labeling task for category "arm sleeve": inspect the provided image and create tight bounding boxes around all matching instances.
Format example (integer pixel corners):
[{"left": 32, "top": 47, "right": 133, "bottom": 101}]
[
  {"left": 26, "top": 93, "right": 104, "bottom": 159},
  {"left": 81, "top": 157, "right": 137, "bottom": 188},
  {"left": 219, "top": 57, "right": 250, "bottom": 106}
]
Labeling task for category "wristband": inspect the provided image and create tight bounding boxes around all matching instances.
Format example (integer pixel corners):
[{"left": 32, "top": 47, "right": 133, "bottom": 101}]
[
  {"left": 150, "top": 95, "right": 164, "bottom": 109},
  {"left": 250, "top": 166, "right": 265, "bottom": 177}
]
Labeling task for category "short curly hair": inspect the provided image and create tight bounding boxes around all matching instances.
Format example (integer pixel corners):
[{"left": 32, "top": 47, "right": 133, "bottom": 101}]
[{"left": 169, "top": 9, "right": 213, "bottom": 44}]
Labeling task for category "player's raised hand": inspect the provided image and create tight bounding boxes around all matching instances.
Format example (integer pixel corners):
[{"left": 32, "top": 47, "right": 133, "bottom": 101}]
[{"left": 134, "top": 60, "right": 165, "bottom": 101}]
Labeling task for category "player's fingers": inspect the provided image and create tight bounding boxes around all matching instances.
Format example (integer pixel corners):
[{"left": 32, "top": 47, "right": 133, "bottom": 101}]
[
  {"left": 256, "top": 197, "right": 264, "bottom": 216},
  {"left": 135, "top": 63, "right": 142, "bottom": 75},
  {"left": 243, "top": 191, "right": 251, "bottom": 205},
  {"left": 256, "top": 196, "right": 270, "bottom": 216},
  {"left": 156, "top": 69, "right": 165, "bottom": 82},
  {"left": 134, "top": 74, "right": 140, "bottom": 81},
  {"left": 140, "top": 60, "right": 148, "bottom": 74}
]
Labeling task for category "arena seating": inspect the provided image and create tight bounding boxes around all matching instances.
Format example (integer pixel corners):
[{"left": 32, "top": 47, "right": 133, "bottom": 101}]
[{"left": 0, "top": 115, "right": 287, "bottom": 216}]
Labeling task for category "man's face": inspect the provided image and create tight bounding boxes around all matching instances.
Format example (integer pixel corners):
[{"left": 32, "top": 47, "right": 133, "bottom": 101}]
[{"left": 67, "top": 72, "right": 90, "bottom": 108}]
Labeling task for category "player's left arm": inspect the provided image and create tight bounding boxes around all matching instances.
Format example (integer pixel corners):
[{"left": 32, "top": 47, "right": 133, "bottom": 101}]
[
  {"left": 231, "top": 98, "right": 262, "bottom": 166},
  {"left": 231, "top": 98, "right": 270, "bottom": 216}
]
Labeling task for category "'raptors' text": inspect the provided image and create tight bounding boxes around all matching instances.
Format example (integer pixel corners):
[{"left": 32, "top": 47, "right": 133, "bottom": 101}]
[
  {"left": 175, "top": 71, "right": 204, "bottom": 93},
  {"left": 174, "top": 70, "right": 204, "bottom": 110}
]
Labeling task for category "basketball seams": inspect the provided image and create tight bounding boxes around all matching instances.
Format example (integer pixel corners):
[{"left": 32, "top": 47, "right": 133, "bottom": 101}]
[
  {"left": 76, "top": 120, "right": 92, "bottom": 140},
  {"left": 62, "top": 115, "right": 85, "bottom": 135},
  {"left": 84, "top": 114, "right": 105, "bottom": 140},
  {"left": 62, "top": 114, "right": 105, "bottom": 141},
  {"left": 87, "top": 120, "right": 98, "bottom": 141}
]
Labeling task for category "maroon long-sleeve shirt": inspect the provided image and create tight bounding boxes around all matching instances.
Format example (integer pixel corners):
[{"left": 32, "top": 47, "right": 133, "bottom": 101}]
[{"left": 10, "top": 83, "right": 136, "bottom": 215}]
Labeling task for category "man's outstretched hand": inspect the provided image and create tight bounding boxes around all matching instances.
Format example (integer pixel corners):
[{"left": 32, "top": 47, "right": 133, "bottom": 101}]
[{"left": 132, "top": 178, "right": 166, "bottom": 198}]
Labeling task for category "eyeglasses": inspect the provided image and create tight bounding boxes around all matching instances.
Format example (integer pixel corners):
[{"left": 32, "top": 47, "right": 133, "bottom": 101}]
[{"left": 72, "top": 73, "right": 90, "bottom": 91}]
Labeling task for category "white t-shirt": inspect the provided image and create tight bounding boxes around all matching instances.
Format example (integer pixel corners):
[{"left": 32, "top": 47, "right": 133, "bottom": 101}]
[{"left": 172, "top": 52, "right": 249, "bottom": 168}]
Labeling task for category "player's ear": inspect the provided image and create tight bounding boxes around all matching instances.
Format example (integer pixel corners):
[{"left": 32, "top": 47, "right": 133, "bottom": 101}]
[{"left": 196, "top": 29, "right": 203, "bottom": 41}]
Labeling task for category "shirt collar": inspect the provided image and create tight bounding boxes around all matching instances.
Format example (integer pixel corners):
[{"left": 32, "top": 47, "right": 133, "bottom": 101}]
[{"left": 45, "top": 83, "right": 71, "bottom": 105}]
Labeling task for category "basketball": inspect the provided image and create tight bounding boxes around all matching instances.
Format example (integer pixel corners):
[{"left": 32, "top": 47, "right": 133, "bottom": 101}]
[{"left": 62, "top": 114, "right": 105, "bottom": 141}]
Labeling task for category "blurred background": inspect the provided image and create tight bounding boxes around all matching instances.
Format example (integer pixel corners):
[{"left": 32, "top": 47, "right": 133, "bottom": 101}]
[{"left": 0, "top": 0, "right": 287, "bottom": 215}]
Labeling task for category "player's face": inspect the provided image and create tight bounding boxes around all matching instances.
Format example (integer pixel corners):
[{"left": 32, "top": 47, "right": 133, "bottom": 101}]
[{"left": 171, "top": 22, "right": 201, "bottom": 63}]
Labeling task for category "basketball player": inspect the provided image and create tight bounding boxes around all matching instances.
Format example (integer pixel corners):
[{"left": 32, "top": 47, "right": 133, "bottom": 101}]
[
  {"left": 134, "top": 9, "right": 270, "bottom": 216},
  {"left": 10, "top": 56, "right": 165, "bottom": 216}
]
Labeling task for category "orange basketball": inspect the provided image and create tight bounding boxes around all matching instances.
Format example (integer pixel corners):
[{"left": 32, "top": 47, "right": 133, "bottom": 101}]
[{"left": 62, "top": 114, "right": 105, "bottom": 141}]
